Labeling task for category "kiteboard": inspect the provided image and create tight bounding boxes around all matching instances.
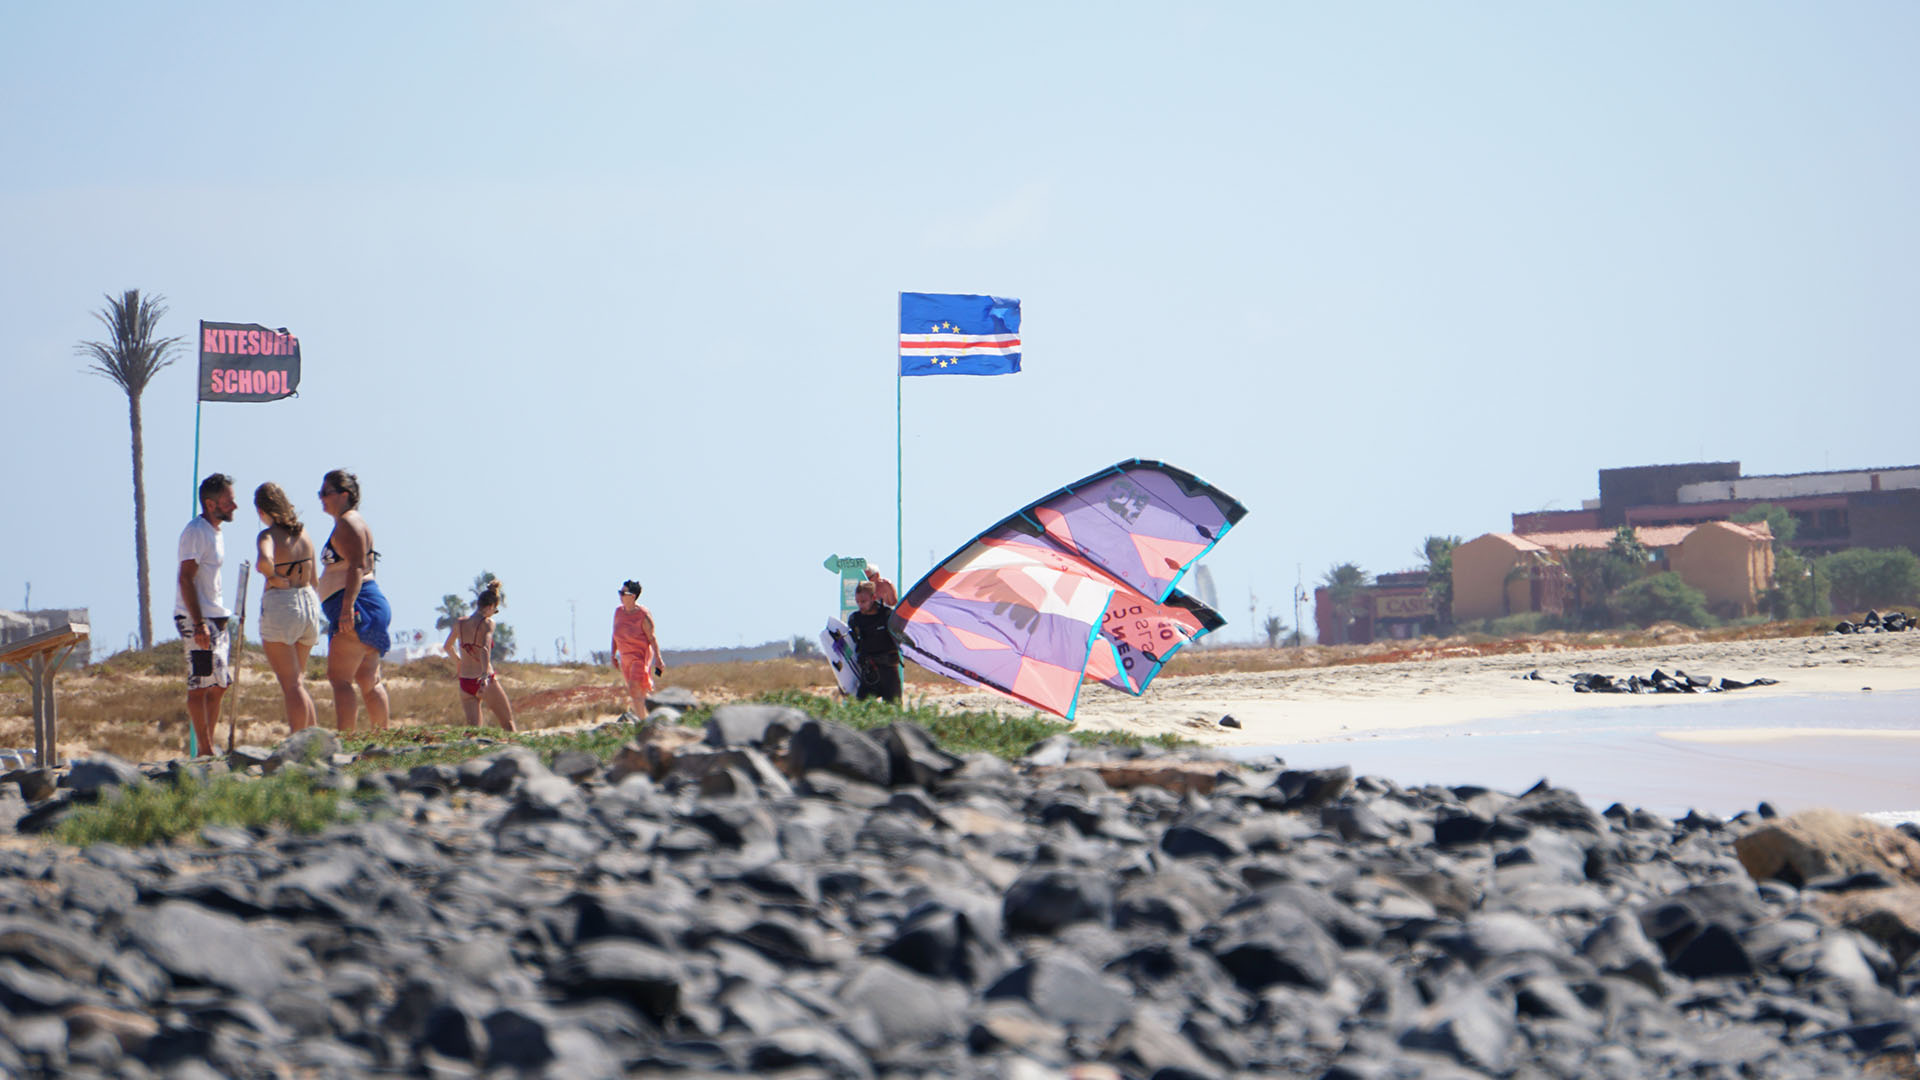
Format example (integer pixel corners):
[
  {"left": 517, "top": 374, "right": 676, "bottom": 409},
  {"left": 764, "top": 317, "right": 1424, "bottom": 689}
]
[{"left": 821, "top": 617, "right": 862, "bottom": 696}]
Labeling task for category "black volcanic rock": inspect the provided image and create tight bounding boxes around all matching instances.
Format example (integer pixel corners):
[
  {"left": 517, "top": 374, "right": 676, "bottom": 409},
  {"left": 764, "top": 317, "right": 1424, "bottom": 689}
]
[{"left": 0, "top": 700, "right": 1913, "bottom": 1079}]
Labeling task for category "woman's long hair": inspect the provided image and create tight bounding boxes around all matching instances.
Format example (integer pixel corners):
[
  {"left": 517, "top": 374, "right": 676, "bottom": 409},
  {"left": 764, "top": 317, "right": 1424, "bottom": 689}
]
[{"left": 254, "top": 482, "right": 301, "bottom": 530}]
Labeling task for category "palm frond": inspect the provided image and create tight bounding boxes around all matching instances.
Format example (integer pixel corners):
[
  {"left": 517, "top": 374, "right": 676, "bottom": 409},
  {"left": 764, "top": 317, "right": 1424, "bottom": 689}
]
[{"left": 75, "top": 289, "right": 181, "bottom": 396}]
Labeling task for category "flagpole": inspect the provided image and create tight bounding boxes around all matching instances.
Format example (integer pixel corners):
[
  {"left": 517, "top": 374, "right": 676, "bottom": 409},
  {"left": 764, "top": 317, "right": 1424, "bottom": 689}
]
[
  {"left": 896, "top": 293, "right": 903, "bottom": 589},
  {"left": 191, "top": 321, "right": 204, "bottom": 514},
  {"left": 188, "top": 325, "right": 203, "bottom": 757},
  {"left": 190, "top": 402, "right": 202, "bottom": 514},
  {"left": 188, "top": 370, "right": 202, "bottom": 759}
]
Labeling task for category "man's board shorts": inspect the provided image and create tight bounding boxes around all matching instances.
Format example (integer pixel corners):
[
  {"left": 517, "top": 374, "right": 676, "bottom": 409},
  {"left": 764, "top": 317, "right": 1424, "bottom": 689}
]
[
  {"left": 174, "top": 614, "right": 232, "bottom": 691},
  {"left": 321, "top": 579, "right": 392, "bottom": 655},
  {"left": 259, "top": 586, "right": 323, "bottom": 648}
]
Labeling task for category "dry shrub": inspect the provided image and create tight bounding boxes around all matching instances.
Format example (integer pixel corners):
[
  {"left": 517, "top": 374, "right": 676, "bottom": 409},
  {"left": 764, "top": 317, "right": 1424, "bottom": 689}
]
[{"left": 8, "top": 616, "right": 1838, "bottom": 763}]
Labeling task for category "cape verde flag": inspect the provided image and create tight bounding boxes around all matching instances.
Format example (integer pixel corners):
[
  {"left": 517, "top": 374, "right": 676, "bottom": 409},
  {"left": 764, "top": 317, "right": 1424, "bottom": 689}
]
[{"left": 899, "top": 292, "right": 1021, "bottom": 376}]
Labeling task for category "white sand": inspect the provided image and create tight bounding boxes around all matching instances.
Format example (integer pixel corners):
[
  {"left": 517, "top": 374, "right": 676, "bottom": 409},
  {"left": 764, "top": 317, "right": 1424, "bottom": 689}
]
[{"left": 927, "top": 629, "right": 1920, "bottom": 747}]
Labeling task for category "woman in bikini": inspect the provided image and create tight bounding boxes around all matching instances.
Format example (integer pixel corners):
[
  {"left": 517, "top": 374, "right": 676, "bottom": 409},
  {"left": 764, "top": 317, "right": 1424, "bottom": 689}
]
[
  {"left": 611, "top": 579, "right": 665, "bottom": 716},
  {"left": 317, "top": 469, "right": 391, "bottom": 731},
  {"left": 443, "top": 578, "right": 515, "bottom": 731},
  {"left": 253, "top": 482, "right": 320, "bottom": 732}
]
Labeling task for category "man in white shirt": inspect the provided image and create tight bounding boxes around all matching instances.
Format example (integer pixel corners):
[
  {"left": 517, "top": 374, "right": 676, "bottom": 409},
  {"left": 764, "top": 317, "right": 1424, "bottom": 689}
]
[{"left": 177, "top": 473, "right": 237, "bottom": 756}]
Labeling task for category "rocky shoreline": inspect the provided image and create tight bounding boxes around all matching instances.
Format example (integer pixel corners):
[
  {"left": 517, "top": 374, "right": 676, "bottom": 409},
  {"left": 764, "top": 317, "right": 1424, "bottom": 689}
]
[{"left": 3, "top": 702, "right": 1920, "bottom": 1079}]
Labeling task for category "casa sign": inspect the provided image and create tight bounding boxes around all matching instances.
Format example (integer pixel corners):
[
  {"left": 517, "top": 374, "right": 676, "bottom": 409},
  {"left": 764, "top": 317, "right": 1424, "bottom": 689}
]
[{"left": 1374, "top": 592, "right": 1434, "bottom": 619}]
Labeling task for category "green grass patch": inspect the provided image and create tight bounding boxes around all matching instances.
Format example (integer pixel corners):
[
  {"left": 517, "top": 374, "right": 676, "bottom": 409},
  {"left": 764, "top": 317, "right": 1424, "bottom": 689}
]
[
  {"left": 56, "top": 770, "right": 347, "bottom": 847},
  {"left": 756, "top": 691, "right": 1191, "bottom": 757},
  {"left": 336, "top": 692, "right": 1190, "bottom": 775},
  {"left": 53, "top": 694, "right": 1194, "bottom": 847}
]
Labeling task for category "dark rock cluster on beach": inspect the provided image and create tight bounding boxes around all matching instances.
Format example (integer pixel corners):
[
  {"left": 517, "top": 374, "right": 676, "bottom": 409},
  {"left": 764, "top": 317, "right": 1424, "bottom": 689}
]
[
  {"left": 1519, "top": 668, "right": 1781, "bottom": 694},
  {"left": 1834, "top": 610, "right": 1914, "bottom": 635},
  {"left": 4, "top": 706, "right": 1920, "bottom": 1079}
]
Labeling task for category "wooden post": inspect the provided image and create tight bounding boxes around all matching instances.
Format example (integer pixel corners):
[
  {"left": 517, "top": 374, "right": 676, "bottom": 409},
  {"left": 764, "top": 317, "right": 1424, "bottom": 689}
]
[
  {"left": 224, "top": 563, "right": 250, "bottom": 754},
  {"left": 26, "top": 655, "right": 46, "bottom": 767}
]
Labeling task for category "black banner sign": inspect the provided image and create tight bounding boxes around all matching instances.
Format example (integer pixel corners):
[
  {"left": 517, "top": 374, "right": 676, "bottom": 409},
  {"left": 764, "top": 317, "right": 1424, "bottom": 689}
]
[{"left": 198, "top": 320, "right": 301, "bottom": 402}]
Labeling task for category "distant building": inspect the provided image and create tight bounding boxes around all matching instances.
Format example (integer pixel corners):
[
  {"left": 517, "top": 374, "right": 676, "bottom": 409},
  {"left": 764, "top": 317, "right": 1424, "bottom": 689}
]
[
  {"left": 1453, "top": 520, "right": 1775, "bottom": 621},
  {"left": 661, "top": 641, "right": 797, "bottom": 666},
  {"left": 1513, "top": 461, "right": 1920, "bottom": 557},
  {"left": 1314, "top": 571, "right": 1435, "bottom": 645},
  {"left": 383, "top": 628, "right": 441, "bottom": 665},
  {"left": 1452, "top": 535, "right": 1561, "bottom": 623},
  {"left": 0, "top": 609, "right": 91, "bottom": 666},
  {"left": 1671, "top": 521, "right": 1777, "bottom": 616}
]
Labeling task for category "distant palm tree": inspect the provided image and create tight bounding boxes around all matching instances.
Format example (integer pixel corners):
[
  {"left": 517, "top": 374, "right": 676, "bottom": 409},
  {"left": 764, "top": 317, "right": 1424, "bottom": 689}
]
[
  {"left": 78, "top": 290, "right": 180, "bottom": 650},
  {"left": 1262, "top": 614, "right": 1289, "bottom": 648},
  {"left": 1320, "top": 562, "right": 1371, "bottom": 600},
  {"left": 1416, "top": 535, "right": 1461, "bottom": 628},
  {"left": 1320, "top": 562, "right": 1372, "bottom": 644},
  {"left": 434, "top": 594, "right": 470, "bottom": 630}
]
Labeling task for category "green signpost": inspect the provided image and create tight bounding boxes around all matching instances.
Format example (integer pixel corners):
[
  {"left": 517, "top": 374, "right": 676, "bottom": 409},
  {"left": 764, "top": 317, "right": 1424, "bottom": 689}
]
[{"left": 822, "top": 554, "right": 868, "bottom": 620}]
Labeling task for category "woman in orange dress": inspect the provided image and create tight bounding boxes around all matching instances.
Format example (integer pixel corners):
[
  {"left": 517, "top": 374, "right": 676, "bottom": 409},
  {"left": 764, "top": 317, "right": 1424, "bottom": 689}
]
[{"left": 611, "top": 579, "right": 664, "bottom": 715}]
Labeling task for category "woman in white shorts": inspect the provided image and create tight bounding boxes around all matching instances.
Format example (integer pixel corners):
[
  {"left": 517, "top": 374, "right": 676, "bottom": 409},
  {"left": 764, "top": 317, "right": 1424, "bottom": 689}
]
[{"left": 254, "top": 482, "right": 322, "bottom": 732}]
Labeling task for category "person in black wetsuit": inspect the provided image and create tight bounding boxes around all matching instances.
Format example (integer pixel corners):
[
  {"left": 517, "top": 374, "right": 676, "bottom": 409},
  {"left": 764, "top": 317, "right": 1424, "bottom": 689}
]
[{"left": 846, "top": 566, "right": 901, "bottom": 703}]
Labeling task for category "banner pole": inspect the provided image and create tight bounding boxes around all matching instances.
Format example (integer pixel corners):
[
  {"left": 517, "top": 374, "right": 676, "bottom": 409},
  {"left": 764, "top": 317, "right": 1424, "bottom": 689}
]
[
  {"left": 190, "top": 403, "right": 202, "bottom": 515},
  {"left": 191, "top": 320, "right": 204, "bottom": 514},
  {"left": 896, "top": 293, "right": 903, "bottom": 588},
  {"left": 896, "top": 294, "right": 906, "bottom": 701},
  {"left": 187, "top": 321, "right": 205, "bottom": 756},
  {"left": 186, "top": 393, "right": 201, "bottom": 759}
]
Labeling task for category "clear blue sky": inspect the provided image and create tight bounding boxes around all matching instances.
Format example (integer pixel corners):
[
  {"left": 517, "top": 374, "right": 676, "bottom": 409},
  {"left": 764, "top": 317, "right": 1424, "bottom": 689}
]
[{"left": 4, "top": 2, "right": 1916, "bottom": 659}]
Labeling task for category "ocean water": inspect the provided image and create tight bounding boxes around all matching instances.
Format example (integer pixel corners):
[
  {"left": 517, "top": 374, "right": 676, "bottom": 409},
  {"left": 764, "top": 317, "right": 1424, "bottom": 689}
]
[{"left": 1229, "top": 689, "right": 1920, "bottom": 819}]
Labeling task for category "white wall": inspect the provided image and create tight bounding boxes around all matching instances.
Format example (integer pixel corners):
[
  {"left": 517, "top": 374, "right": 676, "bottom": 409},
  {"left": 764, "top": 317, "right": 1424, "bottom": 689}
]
[{"left": 1677, "top": 468, "right": 1920, "bottom": 503}]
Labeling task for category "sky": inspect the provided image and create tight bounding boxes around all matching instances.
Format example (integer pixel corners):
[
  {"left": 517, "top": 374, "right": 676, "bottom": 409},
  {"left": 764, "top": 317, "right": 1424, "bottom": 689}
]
[{"left": 3, "top": 2, "right": 1917, "bottom": 661}]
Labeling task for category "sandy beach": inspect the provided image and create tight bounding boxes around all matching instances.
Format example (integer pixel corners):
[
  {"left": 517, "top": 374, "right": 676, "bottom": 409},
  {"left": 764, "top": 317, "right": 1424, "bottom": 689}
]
[
  {"left": 933, "top": 628, "right": 1920, "bottom": 815},
  {"left": 937, "top": 628, "right": 1920, "bottom": 745}
]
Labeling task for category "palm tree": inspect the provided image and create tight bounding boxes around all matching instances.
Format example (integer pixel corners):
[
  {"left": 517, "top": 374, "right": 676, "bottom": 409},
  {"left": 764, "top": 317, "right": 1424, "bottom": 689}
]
[
  {"left": 434, "top": 594, "right": 470, "bottom": 630},
  {"left": 1416, "top": 535, "right": 1461, "bottom": 629},
  {"left": 1320, "top": 562, "right": 1372, "bottom": 644},
  {"left": 1262, "top": 614, "right": 1289, "bottom": 648},
  {"left": 78, "top": 290, "right": 180, "bottom": 650}
]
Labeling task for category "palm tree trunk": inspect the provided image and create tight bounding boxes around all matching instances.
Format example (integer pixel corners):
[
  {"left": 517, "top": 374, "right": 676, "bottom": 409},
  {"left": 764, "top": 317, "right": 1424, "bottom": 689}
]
[{"left": 129, "top": 392, "right": 153, "bottom": 650}]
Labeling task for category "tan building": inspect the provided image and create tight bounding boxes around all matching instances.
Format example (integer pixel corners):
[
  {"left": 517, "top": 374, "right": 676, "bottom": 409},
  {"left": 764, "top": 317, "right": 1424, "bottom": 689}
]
[
  {"left": 1669, "top": 520, "right": 1775, "bottom": 617},
  {"left": 1452, "top": 533, "right": 1557, "bottom": 621},
  {"left": 1452, "top": 521, "right": 1776, "bottom": 622},
  {"left": 1513, "top": 524, "right": 1693, "bottom": 563}
]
